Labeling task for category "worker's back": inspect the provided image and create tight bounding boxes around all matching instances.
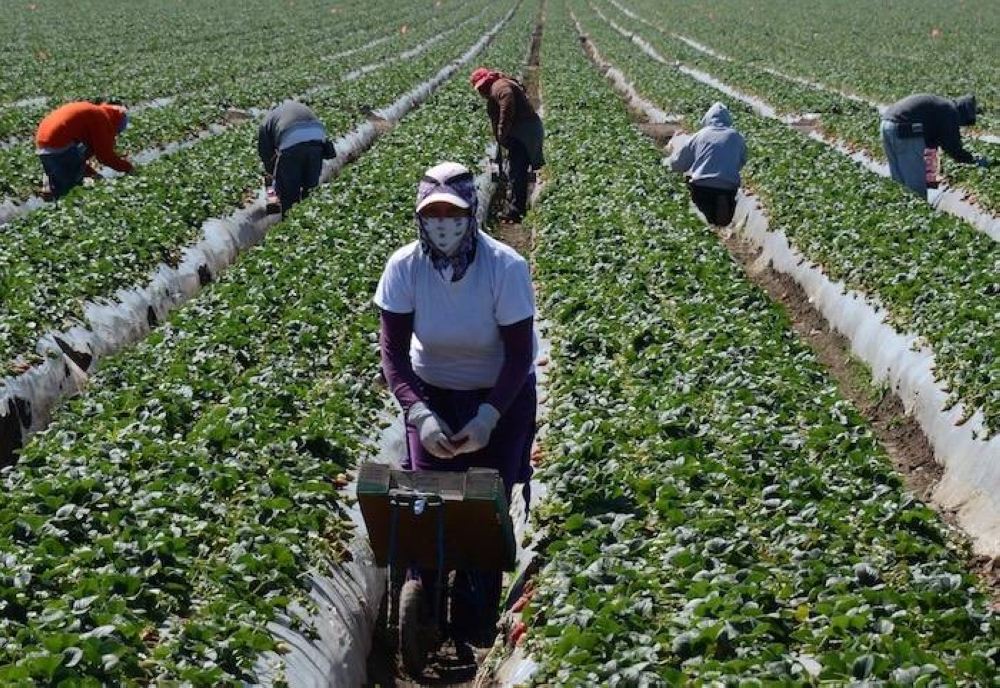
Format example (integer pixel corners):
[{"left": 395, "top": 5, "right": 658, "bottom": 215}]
[
  {"left": 672, "top": 102, "right": 747, "bottom": 190},
  {"left": 36, "top": 102, "right": 121, "bottom": 149}
]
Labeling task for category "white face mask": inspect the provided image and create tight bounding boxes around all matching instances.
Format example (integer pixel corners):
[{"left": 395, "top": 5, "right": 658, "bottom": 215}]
[{"left": 423, "top": 216, "right": 471, "bottom": 256}]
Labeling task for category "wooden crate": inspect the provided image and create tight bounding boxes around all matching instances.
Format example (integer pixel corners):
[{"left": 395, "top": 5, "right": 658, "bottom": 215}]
[{"left": 357, "top": 463, "right": 516, "bottom": 572}]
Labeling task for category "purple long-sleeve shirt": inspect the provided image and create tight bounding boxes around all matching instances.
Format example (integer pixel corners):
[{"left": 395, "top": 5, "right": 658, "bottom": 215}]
[{"left": 379, "top": 309, "right": 534, "bottom": 416}]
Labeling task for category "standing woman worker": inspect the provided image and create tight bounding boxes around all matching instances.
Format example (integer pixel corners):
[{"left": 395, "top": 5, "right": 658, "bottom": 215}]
[
  {"left": 470, "top": 67, "right": 545, "bottom": 223},
  {"left": 374, "top": 161, "right": 537, "bottom": 641}
]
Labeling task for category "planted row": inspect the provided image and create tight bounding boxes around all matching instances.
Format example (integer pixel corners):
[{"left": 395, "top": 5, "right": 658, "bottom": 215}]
[
  {"left": 615, "top": 0, "right": 999, "bottom": 131},
  {"left": 0, "top": 0, "right": 507, "bottom": 374},
  {"left": 0, "top": 0, "right": 388, "bottom": 133},
  {"left": 516, "top": 5, "right": 1000, "bottom": 682},
  {"left": 0, "top": 0, "right": 482, "bottom": 202},
  {"left": 573, "top": 0, "right": 1000, "bottom": 437},
  {"left": 0, "top": 2, "right": 535, "bottom": 682},
  {"left": 593, "top": 0, "right": 1000, "bottom": 214}
]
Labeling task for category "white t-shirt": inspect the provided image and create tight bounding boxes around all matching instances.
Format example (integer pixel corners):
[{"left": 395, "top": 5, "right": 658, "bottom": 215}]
[{"left": 374, "top": 232, "right": 536, "bottom": 390}]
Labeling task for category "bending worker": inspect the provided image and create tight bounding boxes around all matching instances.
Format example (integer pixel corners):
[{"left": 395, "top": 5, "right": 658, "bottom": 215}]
[
  {"left": 880, "top": 93, "right": 988, "bottom": 198},
  {"left": 375, "top": 161, "right": 537, "bottom": 644},
  {"left": 667, "top": 101, "right": 747, "bottom": 227},
  {"left": 35, "top": 101, "right": 132, "bottom": 200},
  {"left": 471, "top": 67, "right": 544, "bottom": 223},
  {"left": 257, "top": 99, "right": 336, "bottom": 214}
]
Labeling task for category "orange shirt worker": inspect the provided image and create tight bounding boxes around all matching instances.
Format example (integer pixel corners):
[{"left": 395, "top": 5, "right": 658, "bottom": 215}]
[{"left": 35, "top": 102, "right": 133, "bottom": 199}]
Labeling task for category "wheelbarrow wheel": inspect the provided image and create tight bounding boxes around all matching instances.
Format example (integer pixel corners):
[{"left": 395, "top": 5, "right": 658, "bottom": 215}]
[{"left": 399, "top": 580, "right": 428, "bottom": 677}]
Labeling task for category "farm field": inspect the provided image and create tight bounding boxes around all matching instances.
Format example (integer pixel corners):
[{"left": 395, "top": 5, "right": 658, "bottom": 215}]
[{"left": 1, "top": 0, "right": 999, "bottom": 684}]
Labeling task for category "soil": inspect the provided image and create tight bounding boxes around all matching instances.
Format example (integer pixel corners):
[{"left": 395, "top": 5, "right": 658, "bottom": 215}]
[
  {"left": 523, "top": 6, "right": 544, "bottom": 112},
  {"left": 365, "top": 633, "right": 492, "bottom": 688},
  {"left": 637, "top": 122, "right": 682, "bottom": 146},
  {"left": 0, "top": 400, "right": 25, "bottom": 468},
  {"left": 53, "top": 335, "right": 93, "bottom": 372},
  {"left": 491, "top": 219, "right": 533, "bottom": 258}
]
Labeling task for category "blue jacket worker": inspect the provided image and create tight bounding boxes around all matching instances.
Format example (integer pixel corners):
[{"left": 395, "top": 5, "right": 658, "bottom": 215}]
[
  {"left": 667, "top": 102, "right": 747, "bottom": 226},
  {"left": 880, "top": 93, "right": 988, "bottom": 198},
  {"left": 257, "top": 100, "right": 337, "bottom": 213}
]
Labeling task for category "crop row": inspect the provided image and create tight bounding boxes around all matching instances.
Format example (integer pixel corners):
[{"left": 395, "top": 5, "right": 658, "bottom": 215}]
[
  {"left": 614, "top": 0, "right": 999, "bottom": 132},
  {"left": 0, "top": 0, "right": 482, "bottom": 202},
  {"left": 0, "top": 1, "right": 535, "bottom": 682},
  {"left": 571, "top": 0, "right": 1000, "bottom": 438},
  {"left": 512, "top": 4, "right": 1000, "bottom": 683},
  {"left": 0, "top": 0, "right": 415, "bottom": 133},
  {"left": 592, "top": 0, "right": 1000, "bottom": 215},
  {"left": 0, "top": 0, "right": 507, "bottom": 374}
]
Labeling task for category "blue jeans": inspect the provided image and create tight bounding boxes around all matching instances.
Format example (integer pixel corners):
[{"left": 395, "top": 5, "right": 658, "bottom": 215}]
[
  {"left": 273, "top": 140, "right": 323, "bottom": 214},
  {"left": 880, "top": 120, "right": 927, "bottom": 198},
  {"left": 38, "top": 143, "right": 90, "bottom": 199}
]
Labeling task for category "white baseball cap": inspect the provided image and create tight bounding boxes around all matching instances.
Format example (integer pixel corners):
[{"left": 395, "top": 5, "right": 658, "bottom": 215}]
[{"left": 416, "top": 161, "right": 473, "bottom": 213}]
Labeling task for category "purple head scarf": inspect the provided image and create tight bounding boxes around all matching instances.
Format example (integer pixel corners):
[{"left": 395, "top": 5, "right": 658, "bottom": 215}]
[{"left": 415, "top": 162, "right": 479, "bottom": 282}]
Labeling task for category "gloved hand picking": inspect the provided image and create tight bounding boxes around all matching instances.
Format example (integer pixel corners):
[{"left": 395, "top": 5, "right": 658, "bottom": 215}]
[
  {"left": 450, "top": 404, "right": 501, "bottom": 455},
  {"left": 409, "top": 402, "right": 458, "bottom": 459}
]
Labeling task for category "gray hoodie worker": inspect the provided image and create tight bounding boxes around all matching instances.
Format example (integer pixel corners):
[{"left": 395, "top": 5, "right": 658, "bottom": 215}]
[
  {"left": 668, "top": 102, "right": 747, "bottom": 226},
  {"left": 257, "top": 100, "right": 336, "bottom": 213},
  {"left": 880, "top": 94, "right": 987, "bottom": 198}
]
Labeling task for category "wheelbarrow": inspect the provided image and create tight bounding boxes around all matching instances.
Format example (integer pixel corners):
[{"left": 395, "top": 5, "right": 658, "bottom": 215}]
[{"left": 357, "top": 463, "right": 517, "bottom": 677}]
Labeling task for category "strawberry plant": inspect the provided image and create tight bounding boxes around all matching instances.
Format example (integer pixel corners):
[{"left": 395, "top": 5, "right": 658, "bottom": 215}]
[
  {"left": 572, "top": 0, "right": 1000, "bottom": 437},
  {"left": 0, "top": 0, "right": 507, "bottom": 374},
  {"left": 616, "top": 0, "right": 999, "bottom": 132},
  {"left": 0, "top": 2, "right": 534, "bottom": 682}
]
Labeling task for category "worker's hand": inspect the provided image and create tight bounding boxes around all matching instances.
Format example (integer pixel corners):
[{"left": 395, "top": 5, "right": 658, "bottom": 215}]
[
  {"left": 408, "top": 402, "right": 458, "bottom": 459},
  {"left": 975, "top": 156, "right": 991, "bottom": 169},
  {"left": 450, "top": 404, "right": 501, "bottom": 455}
]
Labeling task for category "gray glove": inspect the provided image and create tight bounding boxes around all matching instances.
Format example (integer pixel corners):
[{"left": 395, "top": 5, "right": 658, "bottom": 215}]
[
  {"left": 408, "top": 402, "right": 457, "bottom": 459},
  {"left": 451, "top": 404, "right": 501, "bottom": 455}
]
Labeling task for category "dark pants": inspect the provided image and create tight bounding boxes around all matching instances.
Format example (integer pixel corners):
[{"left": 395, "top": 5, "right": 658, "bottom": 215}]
[
  {"left": 273, "top": 141, "right": 323, "bottom": 213},
  {"left": 403, "top": 375, "right": 536, "bottom": 497},
  {"left": 403, "top": 375, "right": 537, "bottom": 643},
  {"left": 39, "top": 143, "right": 90, "bottom": 199},
  {"left": 689, "top": 182, "right": 738, "bottom": 226},
  {"left": 505, "top": 139, "right": 531, "bottom": 220}
]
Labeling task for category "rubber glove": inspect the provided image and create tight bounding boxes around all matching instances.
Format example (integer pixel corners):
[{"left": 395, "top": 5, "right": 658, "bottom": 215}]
[
  {"left": 408, "top": 402, "right": 457, "bottom": 459},
  {"left": 451, "top": 404, "right": 501, "bottom": 455},
  {"left": 975, "top": 156, "right": 991, "bottom": 169}
]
